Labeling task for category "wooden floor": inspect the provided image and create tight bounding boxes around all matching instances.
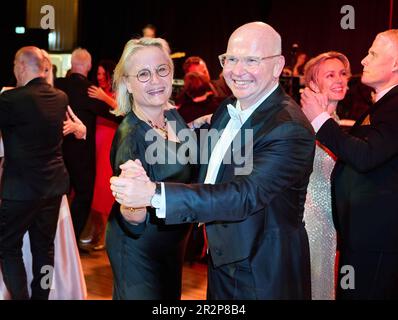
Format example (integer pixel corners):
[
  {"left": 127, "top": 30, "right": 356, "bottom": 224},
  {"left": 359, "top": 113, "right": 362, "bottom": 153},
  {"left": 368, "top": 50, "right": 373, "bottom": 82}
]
[{"left": 80, "top": 250, "right": 208, "bottom": 300}]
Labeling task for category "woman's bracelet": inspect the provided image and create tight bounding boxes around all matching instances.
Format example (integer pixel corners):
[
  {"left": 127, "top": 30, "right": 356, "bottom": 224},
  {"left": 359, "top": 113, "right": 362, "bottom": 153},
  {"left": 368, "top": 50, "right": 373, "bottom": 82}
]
[
  {"left": 123, "top": 206, "right": 146, "bottom": 214},
  {"left": 126, "top": 207, "right": 138, "bottom": 213},
  {"left": 121, "top": 206, "right": 146, "bottom": 225}
]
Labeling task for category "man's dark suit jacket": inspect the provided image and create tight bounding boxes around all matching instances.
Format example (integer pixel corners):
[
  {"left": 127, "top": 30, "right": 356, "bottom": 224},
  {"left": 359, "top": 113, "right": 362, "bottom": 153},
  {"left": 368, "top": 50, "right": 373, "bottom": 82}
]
[
  {"left": 55, "top": 73, "right": 121, "bottom": 237},
  {"left": 0, "top": 77, "right": 69, "bottom": 200},
  {"left": 317, "top": 85, "right": 398, "bottom": 253},
  {"left": 163, "top": 85, "right": 315, "bottom": 299},
  {"left": 55, "top": 73, "right": 120, "bottom": 162}
]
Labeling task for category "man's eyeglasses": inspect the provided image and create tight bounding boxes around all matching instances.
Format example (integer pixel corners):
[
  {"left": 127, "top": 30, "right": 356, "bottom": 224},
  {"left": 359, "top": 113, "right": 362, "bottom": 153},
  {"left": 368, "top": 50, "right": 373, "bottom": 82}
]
[
  {"left": 218, "top": 54, "right": 281, "bottom": 68},
  {"left": 125, "top": 64, "right": 171, "bottom": 83}
]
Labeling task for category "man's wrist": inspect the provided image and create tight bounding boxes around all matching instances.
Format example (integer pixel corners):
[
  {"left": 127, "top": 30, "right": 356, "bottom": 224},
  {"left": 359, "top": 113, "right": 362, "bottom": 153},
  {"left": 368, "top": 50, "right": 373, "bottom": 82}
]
[
  {"left": 150, "top": 182, "right": 161, "bottom": 208},
  {"left": 311, "top": 112, "right": 331, "bottom": 133}
]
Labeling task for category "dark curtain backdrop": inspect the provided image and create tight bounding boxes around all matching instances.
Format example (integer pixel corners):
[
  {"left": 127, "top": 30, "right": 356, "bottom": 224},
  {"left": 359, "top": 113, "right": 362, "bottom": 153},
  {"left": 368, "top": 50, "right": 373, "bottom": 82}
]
[
  {"left": 79, "top": 0, "right": 396, "bottom": 78},
  {"left": 267, "top": 0, "right": 395, "bottom": 74},
  {"left": 0, "top": 0, "right": 28, "bottom": 87},
  {"left": 78, "top": 0, "right": 271, "bottom": 80},
  {"left": 0, "top": 0, "right": 396, "bottom": 86}
]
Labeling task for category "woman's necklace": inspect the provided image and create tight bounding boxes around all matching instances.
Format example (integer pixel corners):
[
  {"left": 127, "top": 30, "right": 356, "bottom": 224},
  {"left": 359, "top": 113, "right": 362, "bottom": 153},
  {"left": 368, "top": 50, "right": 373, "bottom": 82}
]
[
  {"left": 331, "top": 111, "right": 340, "bottom": 123},
  {"left": 135, "top": 106, "right": 169, "bottom": 140},
  {"left": 147, "top": 117, "right": 168, "bottom": 140}
]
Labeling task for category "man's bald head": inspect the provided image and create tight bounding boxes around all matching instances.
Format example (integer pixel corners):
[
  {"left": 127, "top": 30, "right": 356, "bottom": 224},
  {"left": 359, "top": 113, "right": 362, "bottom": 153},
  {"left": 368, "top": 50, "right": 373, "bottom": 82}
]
[
  {"left": 228, "top": 22, "right": 282, "bottom": 57},
  {"left": 377, "top": 29, "right": 398, "bottom": 58},
  {"left": 222, "top": 22, "right": 285, "bottom": 109},
  {"left": 14, "top": 46, "right": 46, "bottom": 86},
  {"left": 361, "top": 29, "right": 398, "bottom": 92},
  {"left": 15, "top": 46, "right": 45, "bottom": 73}
]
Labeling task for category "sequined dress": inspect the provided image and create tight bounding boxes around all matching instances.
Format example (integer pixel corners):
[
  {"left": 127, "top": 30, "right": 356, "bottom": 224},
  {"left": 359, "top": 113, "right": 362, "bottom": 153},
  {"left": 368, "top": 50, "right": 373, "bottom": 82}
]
[{"left": 304, "top": 143, "right": 337, "bottom": 300}]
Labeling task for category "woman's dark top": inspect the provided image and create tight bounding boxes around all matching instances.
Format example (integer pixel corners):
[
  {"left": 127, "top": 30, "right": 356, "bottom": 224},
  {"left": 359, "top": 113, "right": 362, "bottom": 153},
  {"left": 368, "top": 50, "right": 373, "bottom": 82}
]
[{"left": 106, "top": 108, "right": 197, "bottom": 300}]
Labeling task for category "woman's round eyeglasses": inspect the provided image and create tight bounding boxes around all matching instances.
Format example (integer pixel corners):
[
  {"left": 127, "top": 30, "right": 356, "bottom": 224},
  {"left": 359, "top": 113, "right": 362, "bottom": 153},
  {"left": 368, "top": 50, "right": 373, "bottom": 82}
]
[{"left": 125, "top": 64, "right": 171, "bottom": 83}]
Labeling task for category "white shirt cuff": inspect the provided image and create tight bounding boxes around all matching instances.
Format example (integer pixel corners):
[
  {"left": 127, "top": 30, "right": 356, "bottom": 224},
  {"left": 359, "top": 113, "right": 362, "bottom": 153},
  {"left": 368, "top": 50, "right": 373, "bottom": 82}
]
[
  {"left": 0, "top": 138, "right": 4, "bottom": 157},
  {"left": 155, "top": 182, "right": 166, "bottom": 218},
  {"left": 311, "top": 112, "right": 331, "bottom": 133}
]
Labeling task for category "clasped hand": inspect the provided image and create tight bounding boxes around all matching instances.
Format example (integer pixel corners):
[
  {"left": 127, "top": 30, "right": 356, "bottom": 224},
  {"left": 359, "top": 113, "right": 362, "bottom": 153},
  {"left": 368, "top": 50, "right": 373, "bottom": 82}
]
[{"left": 110, "top": 159, "right": 156, "bottom": 223}]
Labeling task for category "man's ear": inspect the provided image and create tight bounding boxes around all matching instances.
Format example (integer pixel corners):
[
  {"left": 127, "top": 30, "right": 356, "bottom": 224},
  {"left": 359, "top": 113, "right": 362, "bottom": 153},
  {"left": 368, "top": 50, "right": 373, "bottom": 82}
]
[
  {"left": 309, "top": 80, "right": 320, "bottom": 93},
  {"left": 273, "top": 55, "right": 285, "bottom": 78},
  {"left": 392, "top": 58, "right": 398, "bottom": 72},
  {"left": 18, "top": 61, "right": 28, "bottom": 80}
]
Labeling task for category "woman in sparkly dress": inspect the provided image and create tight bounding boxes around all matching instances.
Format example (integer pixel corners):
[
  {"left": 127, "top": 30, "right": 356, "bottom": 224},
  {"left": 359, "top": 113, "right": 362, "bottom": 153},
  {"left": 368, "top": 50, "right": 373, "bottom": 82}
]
[{"left": 302, "top": 52, "right": 351, "bottom": 300}]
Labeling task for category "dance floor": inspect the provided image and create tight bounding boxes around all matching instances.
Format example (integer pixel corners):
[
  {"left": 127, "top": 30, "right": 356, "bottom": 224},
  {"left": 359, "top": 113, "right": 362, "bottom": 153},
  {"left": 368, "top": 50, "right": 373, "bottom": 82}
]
[{"left": 80, "top": 250, "right": 207, "bottom": 300}]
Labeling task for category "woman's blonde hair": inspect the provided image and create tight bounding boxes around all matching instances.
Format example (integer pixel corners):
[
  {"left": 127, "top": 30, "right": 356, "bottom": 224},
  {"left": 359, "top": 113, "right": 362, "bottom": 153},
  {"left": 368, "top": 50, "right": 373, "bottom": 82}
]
[
  {"left": 303, "top": 51, "right": 351, "bottom": 88},
  {"left": 41, "top": 49, "right": 53, "bottom": 85},
  {"left": 113, "top": 37, "right": 173, "bottom": 116}
]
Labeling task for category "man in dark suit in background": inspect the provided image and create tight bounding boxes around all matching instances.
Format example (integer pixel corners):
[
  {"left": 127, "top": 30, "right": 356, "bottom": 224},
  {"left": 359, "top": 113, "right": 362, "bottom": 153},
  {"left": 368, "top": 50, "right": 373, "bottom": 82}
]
[
  {"left": 0, "top": 46, "right": 69, "bottom": 299},
  {"left": 55, "top": 48, "right": 119, "bottom": 241},
  {"left": 175, "top": 56, "right": 232, "bottom": 106},
  {"left": 111, "top": 22, "right": 315, "bottom": 299},
  {"left": 301, "top": 29, "right": 398, "bottom": 299}
]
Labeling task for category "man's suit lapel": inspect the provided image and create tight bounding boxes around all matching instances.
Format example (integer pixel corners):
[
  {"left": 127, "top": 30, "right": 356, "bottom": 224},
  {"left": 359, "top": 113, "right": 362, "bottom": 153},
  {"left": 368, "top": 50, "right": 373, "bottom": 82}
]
[
  {"left": 352, "top": 85, "right": 398, "bottom": 132},
  {"left": 202, "top": 85, "right": 286, "bottom": 183},
  {"left": 334, "top": 85, "right": 398, "bottom": 185},
  {"left": 351, "top": 104, "right": 374, "bottom": 132},
  {"left": 240, "top": 85, "right": 286, "bottom": 143},
  {"left": 222, "top": 86, "right": 286, "bottom": 181}
]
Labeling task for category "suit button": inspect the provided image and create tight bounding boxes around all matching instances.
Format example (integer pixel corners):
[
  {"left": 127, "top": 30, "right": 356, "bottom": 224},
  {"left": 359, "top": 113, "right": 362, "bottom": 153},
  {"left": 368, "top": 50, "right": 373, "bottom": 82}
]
[{"left": 214, "top": 249, "right": 222, "bottom": 256}]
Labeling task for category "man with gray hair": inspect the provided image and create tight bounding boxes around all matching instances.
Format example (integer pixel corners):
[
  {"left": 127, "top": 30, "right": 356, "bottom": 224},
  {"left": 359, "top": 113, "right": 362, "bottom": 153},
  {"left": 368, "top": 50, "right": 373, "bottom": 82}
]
[
  {"left": 55, "top": 48, "right": 119, "bottom": 243},
  {"left": 302, "top": 30, "right": 398, "bottom": 299},
  {"left": 0, "top": 46, "right": 69, "bottom": 299},
  {"left": 111, "top": 22, "right": 315, "bottom": 299}
]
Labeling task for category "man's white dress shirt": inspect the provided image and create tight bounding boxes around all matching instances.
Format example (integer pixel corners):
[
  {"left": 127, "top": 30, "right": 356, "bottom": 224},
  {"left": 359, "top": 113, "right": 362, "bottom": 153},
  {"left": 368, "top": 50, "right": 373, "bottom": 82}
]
[{"left": 155, "top": 84, "right": 279, "bottom": 218}]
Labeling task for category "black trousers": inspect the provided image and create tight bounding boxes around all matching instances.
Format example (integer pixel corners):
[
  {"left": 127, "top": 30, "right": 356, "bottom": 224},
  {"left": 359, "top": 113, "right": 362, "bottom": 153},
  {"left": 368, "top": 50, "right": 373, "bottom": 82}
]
[
  {"left": 336, "top": 248, "right": 398, "bottom": 300},
  {"left": 207, "top": 256, "right": 258, "bottom": 300},
  {"left": 63, "top": 150, "right": 95, "bottom": 241},
  {"left": 0, "top": 196, "right": 61, "bottom": 300}
]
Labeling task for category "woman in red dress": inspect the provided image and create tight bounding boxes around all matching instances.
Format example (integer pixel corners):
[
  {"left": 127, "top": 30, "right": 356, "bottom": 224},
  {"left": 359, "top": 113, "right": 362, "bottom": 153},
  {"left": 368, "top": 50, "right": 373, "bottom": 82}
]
[{"left": 82, "top": 60, "right": 118, "bottom": 250}]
